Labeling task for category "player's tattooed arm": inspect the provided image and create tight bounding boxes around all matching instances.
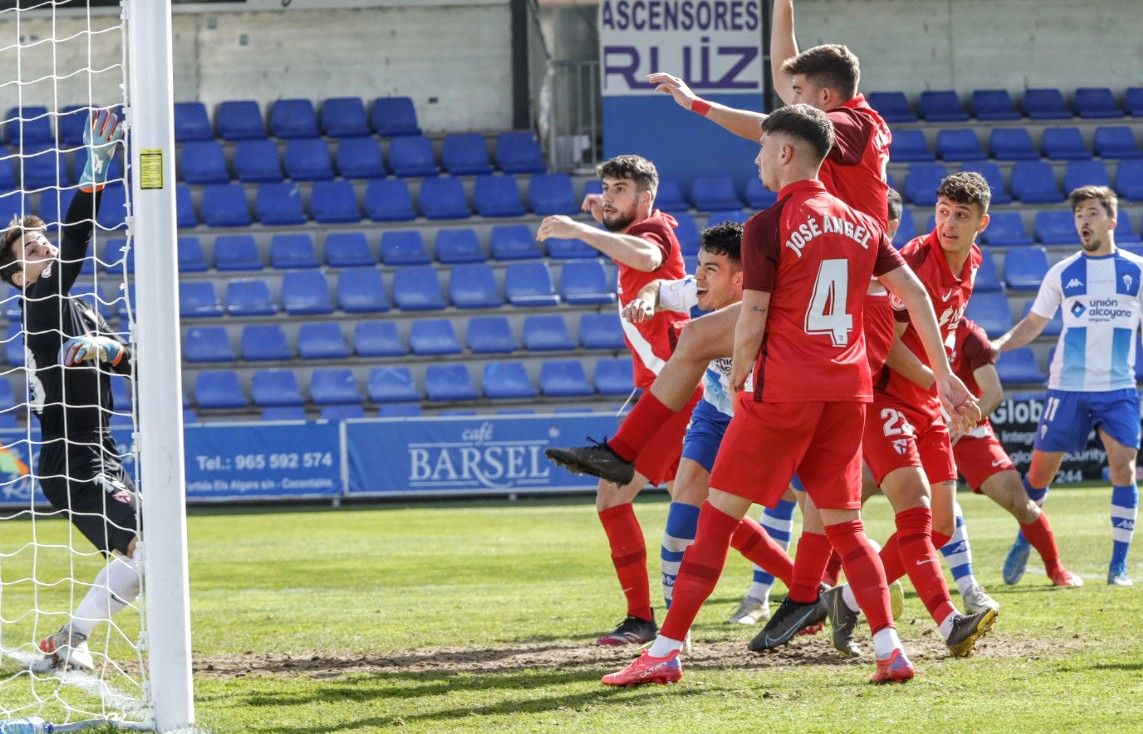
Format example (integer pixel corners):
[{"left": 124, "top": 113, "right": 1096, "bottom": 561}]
[{"left": 730, "top": 289, "right": 770, "bottom": 391}]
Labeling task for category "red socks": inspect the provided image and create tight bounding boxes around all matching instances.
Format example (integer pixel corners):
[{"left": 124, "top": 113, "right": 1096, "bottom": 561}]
[
  {"left": 731, "top": 518, "right": 794, "bottom": 587},
  {"left": 893, "top": 506, "right": 956, "bottom": 624},
  {"left": 609, "top": 392, "right": 676, "bottom": 461},
  {"left": 1020, "top": 512, "right": 1062, "bottom": 574},
  {"left": 878, "top": 524, "right": 951, "bottom": 585},
  {"left": 660, "top": 502, "right": 738, "bottom": 640},
  {"left": 824, "top": 519, "right": 894, "bottom": 633},
  {"left": 788, "top": 532, "right": 832, "bottom": 603},
  {"left": 598, "top": 504, "right": 652, "bottom": 621},
  {"left": 821, "top": 549, "right": 843, "bottom": 586}
]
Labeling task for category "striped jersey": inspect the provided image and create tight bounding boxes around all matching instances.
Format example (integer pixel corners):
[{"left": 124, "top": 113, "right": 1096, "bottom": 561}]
[{"left": 658, "top": 277, "right": 742, "bottom": 416}]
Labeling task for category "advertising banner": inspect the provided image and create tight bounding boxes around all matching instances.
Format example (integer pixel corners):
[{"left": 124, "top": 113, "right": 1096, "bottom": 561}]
[{"left": 986, "top": 393, "right": 1107, "bottom": 484}]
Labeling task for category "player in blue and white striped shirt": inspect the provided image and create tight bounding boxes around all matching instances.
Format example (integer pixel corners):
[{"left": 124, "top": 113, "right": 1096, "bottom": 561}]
[{"left": 993, "top": 186, "right": 1141, "bottom": 585}]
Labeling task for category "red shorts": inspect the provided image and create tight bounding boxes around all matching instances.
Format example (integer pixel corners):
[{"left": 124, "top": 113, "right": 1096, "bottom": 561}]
[
  {"left": 953, "top": 427, "right": 1015, "bottom": 493},
  {"left": 633, "top": 387, "right": 702, "bottom": 486},
  {"left": 709, "top": 397, "right": 865, "bottom": 510},
  {"left": 863, "top": 394, "right": 956, "bottom": 486}
]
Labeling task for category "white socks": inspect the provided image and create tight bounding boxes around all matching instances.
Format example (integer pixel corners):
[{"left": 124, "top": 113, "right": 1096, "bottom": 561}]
[
  {"left": 649, "top": 634, "right": 685, "bottom": 658},
  {"left": 71, "top": 547, "right": 142, "bottom": 638},
  {"left": 872, "top": 627, "right": 902, "bottom": 660}
]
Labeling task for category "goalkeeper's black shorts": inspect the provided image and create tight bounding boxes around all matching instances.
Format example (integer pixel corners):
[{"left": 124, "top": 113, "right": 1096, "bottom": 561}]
[{"left": 39, "top": 440, "right": 139, "bottom": 556}]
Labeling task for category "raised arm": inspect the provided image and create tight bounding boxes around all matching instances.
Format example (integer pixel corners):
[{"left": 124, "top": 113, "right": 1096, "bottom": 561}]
[
  {"left": 770, "top": 0, "right": 800, "bottom": 105},
  {"left": 646, "top": 72, "right": 767, "bottom": 143},
  {"left": 971, "top": 362, "right": 1004, "bottom": 418}
]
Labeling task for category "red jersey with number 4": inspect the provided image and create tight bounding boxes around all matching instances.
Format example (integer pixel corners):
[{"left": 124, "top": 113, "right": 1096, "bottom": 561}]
[
  {"left": 821, "top": 95, "right": 892, "bottom": 227},
  {"left": 950, "top": 317, "right": 996, "bottom": 430},
  {"left": 616, "top": 209, "right": 688, "bottom": 388},
  {"left": 880, "top": 229, "right": 982, "bottom": 418},
  {"left": 741, "top": 179, "right": 906, "bottom": 403}
]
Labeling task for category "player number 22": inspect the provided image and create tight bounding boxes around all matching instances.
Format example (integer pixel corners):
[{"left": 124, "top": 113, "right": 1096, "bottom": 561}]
[{"left": 805, "top": 259, "right": 853, "bottom": 346}]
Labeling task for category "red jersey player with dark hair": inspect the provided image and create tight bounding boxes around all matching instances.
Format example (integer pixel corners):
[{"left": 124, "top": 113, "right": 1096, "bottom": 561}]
[
  {"left": 600, "top": 104, "right": 979, "bottom": 688},
  {"left": 537, "top": 154, "right": 699, "bottom": 647}
]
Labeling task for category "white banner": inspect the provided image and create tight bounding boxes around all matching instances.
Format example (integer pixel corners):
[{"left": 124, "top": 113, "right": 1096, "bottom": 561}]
[{"left": 599, "top": 0, "right": 764, "bottom": 96}]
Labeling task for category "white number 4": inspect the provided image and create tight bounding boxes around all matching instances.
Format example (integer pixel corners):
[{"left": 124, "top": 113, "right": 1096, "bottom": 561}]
[{"left": 805, "top": 259, "right": 853, "bottom": 346}]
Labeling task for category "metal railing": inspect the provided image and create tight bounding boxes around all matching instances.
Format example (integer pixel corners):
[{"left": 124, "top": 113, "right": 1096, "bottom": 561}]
[{"left": 542, "top": 58, "right": 601, "bottom": 172}]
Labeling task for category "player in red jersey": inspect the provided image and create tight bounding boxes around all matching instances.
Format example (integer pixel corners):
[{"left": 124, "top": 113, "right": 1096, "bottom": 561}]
[
  {"left": 600, "top": 104, "right": 978, "bottom": 688},
  {"left": 537, "top": 154, "right": 698, "bottom": 647}
]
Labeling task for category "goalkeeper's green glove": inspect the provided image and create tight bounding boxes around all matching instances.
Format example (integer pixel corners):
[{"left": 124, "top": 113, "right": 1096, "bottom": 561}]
[
  {"left": 59, "top": 335, "right": 125, "bottom": 367},
  {"left": 79, "top": 109, "right": 123, "bottom": 192}
]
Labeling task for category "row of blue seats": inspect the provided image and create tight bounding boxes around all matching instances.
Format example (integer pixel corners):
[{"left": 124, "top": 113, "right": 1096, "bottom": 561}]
[
  {"left": 870, "top": 87, "right": 1143, "bottom": 123},
  {"left": 892, "top": 126, "right": 1142, "bottom": 162},
  {"left": 192, "top": 360, "right": 635, "bottom": 408},
  {"left": 1, "top": 97, "right": 424, "bottom": 145},
  {"left": 898, "top": 159, "right": 1143, "bottom": 206},
  {"left": 198, "top": 403, "right": 616, "bottom": 423},
  {"left": 181, "top": 312, "right": 626, "bottom": 364}
]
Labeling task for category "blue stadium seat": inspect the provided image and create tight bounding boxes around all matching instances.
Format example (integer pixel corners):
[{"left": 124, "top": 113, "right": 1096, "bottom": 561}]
[
  {"left": 173, "top": 102, "right": 212, "bottom": 142},
  {"left": 706, "top": 210, "right": 748, "bottom": 225},
  {"left": 282, "top": 271, "right": 333, "bottom": 315},
  {"left": 178, "top": 236, "right": 208, "bottom": 272},
  {"left": 691, "top": 176, "right": 742, "bottom": 211},
  {"left": 892, "top": 209, "right": 917, "bottom": 248},
  {"left": 225, "top": 278, "right": 276, "bottom": 316},
  {"left": 255, "top": 182, "right": 307, "bottom": 225},
  {"left": 321, "top": 405, "right": 366, "bottom": 421},
  {"left": 325, "top": 232, "right": 374, "bottom": 267},
  {"left": 0, "top": 149, "right": 13, "bottom": 189},
  {"left": 579, "top": 312, "right": 626, "bottom": 350},
  {"left": 919, "top": 90, "right": 968, "bottom": 122},
  {"left": 970, "top": 89, "right": 1020, "bottom": 120},
  {"left": 370, "top": 97, "right": 420, "bottom": 137},
  {"left": 337, "top": 269, "right": 390, "bottom": 313},
  {"left": 410, "top": 319, "right": 462, "bottom": 355},
  {"left": 178, "top": 140, "right": 229, "bottom": 184},
  {"left": 213, "top": 234, "right": 262, "bottom": 271},
  {"left": 1022, "top": 300, "right": 1061, "bottom": 337},
  {"left": 56, "top": 104, "right": 93, "bottom": 146},
  {"left": 388, "top": 135, "right": 437, "bottom": 177},
  {"left": 523, "top": 314, "right": 575, "bottom": 351},
  {"left": 595, "top": 358, "right": 634, "bottom": 396},
  {"left": 216, "top": 100, "right": 266, "bottom": 140},
  {"left": 419, "top": 176, "right": 470, "bottom": 219},
  {"left": 2, "top": 323, "right": 21, "bottom": 366},
  {"left": 96, "top": 183, "right": 127, "bottom": 230},
  {"left": 903, "top": 163, "right": 947, "bottom": 205},
  {"left": 674, "top": 213, "right": 701, "bottom": 254},
  {"left": 354, "top": 320, "right": 405, "bottom": 357},
  {"left": 528, "top": 173, "right": 577, "bottom": 214},
  {"left": 392, "top": 265, "right": 445, "bottom": 311},
  {"left": 1063, "top": 160, "right": 1111, "bottom": 193},
  {"left": 194, "top": 370, "right": 247, "bottom": 409},
  {"left": 269, "top": 99, "right": 320, "bottom": 138},
  {"left": 1035, "top": 210, "right": 1078, "bottom": 244},
  {"left": 21, "top": 146, "right": 68, "bottom": 189},
  {"left": 561, "top": 260, "right": 615, "bottom": 305},
  {"left": 179, "top": 282, "right": 223, "bottom": 318},
  {"left": 368, "top": 367, "right": 420, "bottom": 403},
  {"left": 435, "top": 228, "right": 483, "bottom": 263},
  {"left": 959, "top": 162, "right": 1011, "bottom": 204},
  {"left": 177, "top": 185, "right": 197, "bottom": 228},
  {"left": 335, "top": 137, "right": 386, "bottom": 178},
  {"left": 496, "top": 131, "right": 545, "bottom": 173},
  {"left": 441, "top": 133, "right": 493, "bottom": 175},
  {"left": 1003, "top": 246, "right": 1050, "bottom": 291},
  {"left": 270, "top": 233, "right": 320, "bottom": 269},
  {"left": 974, "top": 249, "right": 1002, "bottom": 292},
  {"left": 426, "top": 364, "right": 479, "bottom": 402},
  {"left": 184, "top": 327, "right": 235, "bottom": 363},
  {"left": 505, "top": 262, "right": 558, "bottom": 306},
  {"left": 284, "top": 138, "right": 334, "bottom": 180},
  {"left": 233, "top": 139, "right": 284, "bottom": 182},
  {"left": 743, "top": 178, "right": 778, "bottom": 209},
  {"left": 988, "top": 128, "right": 1039, "bottom": 160},
  {"left": 981, "top": 211, "right": 1033, "bottom": 246},
  {"left": 380, "top": 230, "right": 429, "bottom": 265},
  {"left": 482, "top": 362, "right": 536, "bottom": 400},
  {"left": 320, "top": 97, "right": 370, "bottom": 138},
  {"left": 100, "top": 238, "right": 132, "bottom": 273},
  {"left": 261, "top": 406, "right": 306, "bottom": 421},
  {"left": 448, "top": 263, "right": 500, "bottom": 308},
  {"left": 310, "top": 180, "right": 361, "bottom": 224},
  {"left": 1041, "top": 127, "right": 1090, "bottom": 160},
  {"left": 997, "top": 348, "right": 1046, "bottom": 384},
  {"left": 1093, "top": 126, "right": 1142, "bottom": 159},
  {"left": 310, "top": 368, "right": 361, "bottom": 405},
  {"left": 363, "top": 178, "right": 415, "bottom": 221},
  {"left": 1126, "top": 88, "right": 1143, "bottom": 118},
  {"left": 201, "top": 183, "right": 252, "bottom": 227},
  {"left": 1074, "top": 87, "right": 1123, "bottom": 119},
  {"left": 474, "top": 174, "right": 525, "bottom": 217},
  {"left": 866, "top": 91, "right": 916, "bottom": 123},
  {"left": 36, "top": 187, "right": 74, "bottom": 229},
  {"left": 467, "top": 315, "right": 517, "bottom": 354},
  {"left": 298, "top": 322, "right": 350, "bottom": 360},
  {"left": 378, "top": 403, "right": 422, "bottom": 417},
  {"left": 539, "top": 360, "right": 593, "bottom": 397},
  {"left": 1011, "top": 161, "right": 1063, "bottom": 204},
  {"left": 1023, "top": 88, "right": 1071, "bottom": 120},
  {"left": 490, "top": 224, "right": 541, "bottom": 260},
  {"left": 545, "top": 237, "right": 595, "bottom": 259},
  {"left": 654, "top": 178, "right": 689, "bottom": 213},
  {"left": 0, "top": 191, "right": 28, "bottom": 224},
  {"left": 1115, "top": 216, "right": 1140, "bottom": 244},
  {"left": 965, "top": 292, "right": 1014, "bottom": 337},
  {"left": 936, "top": 129, "right": 985, "bottom": 161},
  {"left": 253, "top": 369, "right": 305, "bottom": 407},
  {"left": 889, "top": 129, "right": 933, "bottom": 162}
]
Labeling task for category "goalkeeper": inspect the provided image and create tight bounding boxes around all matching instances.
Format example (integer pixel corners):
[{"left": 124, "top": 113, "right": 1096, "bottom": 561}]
[{"left": 0, "top": 110, "right": 136, "bottom": 673}]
